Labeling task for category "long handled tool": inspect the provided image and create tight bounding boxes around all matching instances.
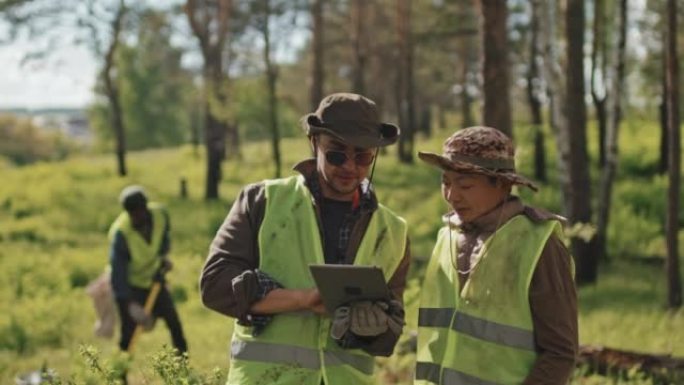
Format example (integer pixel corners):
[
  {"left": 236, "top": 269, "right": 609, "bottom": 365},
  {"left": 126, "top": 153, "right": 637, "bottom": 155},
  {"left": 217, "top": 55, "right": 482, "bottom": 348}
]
[{"left": 127, "top": 279, "right": 162, "bottom": 354}]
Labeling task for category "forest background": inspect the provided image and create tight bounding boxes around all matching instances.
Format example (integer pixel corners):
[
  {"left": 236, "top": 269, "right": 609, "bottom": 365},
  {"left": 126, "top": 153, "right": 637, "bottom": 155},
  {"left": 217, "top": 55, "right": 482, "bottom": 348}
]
[{"left": 1, "top": 0, "right": 683, "bottom": 383}]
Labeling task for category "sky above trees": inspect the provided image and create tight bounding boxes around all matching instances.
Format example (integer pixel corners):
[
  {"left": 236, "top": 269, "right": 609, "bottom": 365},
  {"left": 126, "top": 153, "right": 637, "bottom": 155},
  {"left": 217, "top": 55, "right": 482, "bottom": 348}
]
[
  {"left": 0, "top": 0, "right": 651, "bottom": 110},
  {"left": 0, "top": 23, "right": 96, "bottom": 109}
]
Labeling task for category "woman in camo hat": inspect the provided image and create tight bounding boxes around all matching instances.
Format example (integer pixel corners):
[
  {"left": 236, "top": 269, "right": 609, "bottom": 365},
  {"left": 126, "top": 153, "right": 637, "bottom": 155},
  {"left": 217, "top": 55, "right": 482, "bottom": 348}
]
[{"left": 414, "top": 126, "right": 578, "bottom": 385}]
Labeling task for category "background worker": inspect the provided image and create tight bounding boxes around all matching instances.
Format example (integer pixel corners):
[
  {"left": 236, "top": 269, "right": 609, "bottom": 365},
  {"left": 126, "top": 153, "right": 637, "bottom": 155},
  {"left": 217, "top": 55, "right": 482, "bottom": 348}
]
[
  {"left": 109, "top": 185, "right": 187, "bottom": 355},
  {"left": 415, "top": 126, "right": 578, "bottom": 385},
  {"left": 200, "top": 93, "right": 411, "bottom": 385}
]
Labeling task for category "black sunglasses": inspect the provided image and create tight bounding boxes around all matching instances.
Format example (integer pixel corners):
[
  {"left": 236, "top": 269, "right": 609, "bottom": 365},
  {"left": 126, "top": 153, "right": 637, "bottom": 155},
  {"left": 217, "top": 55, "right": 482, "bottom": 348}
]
[{"left": 325, "top": 150, "right": 376, "bottom": 167}]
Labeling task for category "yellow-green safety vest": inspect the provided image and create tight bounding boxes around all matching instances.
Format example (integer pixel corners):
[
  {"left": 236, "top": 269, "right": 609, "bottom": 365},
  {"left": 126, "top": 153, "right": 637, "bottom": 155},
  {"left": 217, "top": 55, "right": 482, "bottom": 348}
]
[
  {"left": 416, "top": 215, "right": 569, "bottom": 385},
  {"left": 227, "top": 175, "right": 408, "bottom": 385},
  {"left": 108, "top": 203, "right": 167, "bottom": 289}
]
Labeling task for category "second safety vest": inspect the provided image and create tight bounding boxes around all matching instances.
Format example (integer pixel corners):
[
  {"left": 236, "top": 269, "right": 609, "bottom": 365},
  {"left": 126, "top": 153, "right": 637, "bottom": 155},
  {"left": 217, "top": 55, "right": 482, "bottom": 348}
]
[
  {"left": 415, "top": 215, "right": 567, "bottom": 385},
  {"left": 108, "top": 203, "right": 167, "bottom": 288},
  {"left": 227, "top": 175, "right": 408, "bottom": 385}
]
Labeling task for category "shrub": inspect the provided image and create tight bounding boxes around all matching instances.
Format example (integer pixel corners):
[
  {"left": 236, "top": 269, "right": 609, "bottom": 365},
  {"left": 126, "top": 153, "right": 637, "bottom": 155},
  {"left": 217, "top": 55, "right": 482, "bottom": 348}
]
[{"left": 0, "top": 114, "right": 76, "bottom": 165}]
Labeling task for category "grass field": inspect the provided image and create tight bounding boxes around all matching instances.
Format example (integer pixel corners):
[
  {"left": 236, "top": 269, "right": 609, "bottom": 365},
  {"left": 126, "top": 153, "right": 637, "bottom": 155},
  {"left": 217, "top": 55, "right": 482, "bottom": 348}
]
[{"left": 0, "top": 122, "right": 683, "bottom": 384}]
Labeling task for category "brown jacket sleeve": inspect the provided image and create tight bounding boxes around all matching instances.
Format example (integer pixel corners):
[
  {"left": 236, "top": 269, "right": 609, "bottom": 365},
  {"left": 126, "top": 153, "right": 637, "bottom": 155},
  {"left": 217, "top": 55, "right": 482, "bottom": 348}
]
[
  {"left": 199, "top": 183, "right": 266, "bottom": 319},
  {"left": 523, "top": 235, "right": 579, "bottom": 385},
  {"left": 200, "top": 179, "right": 412, "bottom": 356}
]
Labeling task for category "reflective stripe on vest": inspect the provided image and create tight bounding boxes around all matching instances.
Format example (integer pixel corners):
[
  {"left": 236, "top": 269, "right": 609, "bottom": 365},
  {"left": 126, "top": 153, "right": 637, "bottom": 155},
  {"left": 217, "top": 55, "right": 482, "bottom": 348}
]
[
  {"left": 418, "top": 308, "right": 535, "bottom": 351},
  {"left": 416, "top": 215, "right": 566, "bottom": 385},
  {"left": 418, "top": 308, "right": 454, "bottom": 328},
  {"left": 416, "top": 362, "right": 441, "bottom": 383},
  {"left": 228, "top": 175, "right": 407, "bottom": 385},
  {"left": 452, "top": 311, "right": 535, "bottom": 351},
  {"left": 231, "top": 340, "right": 375, "bottom": 375},
  {"left": 442, "top": 368, "right": 503, "bottom": 385},
  {"left": 417, "top": 364, "right": 506, "bottom": 385}
]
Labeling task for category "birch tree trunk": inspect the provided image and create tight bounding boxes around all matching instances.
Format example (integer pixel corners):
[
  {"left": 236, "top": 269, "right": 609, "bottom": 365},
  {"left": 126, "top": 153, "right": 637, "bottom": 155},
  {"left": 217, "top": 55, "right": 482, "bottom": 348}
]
[
  {"left": 537, "top": 0, "right": 571, "bottom": 206},
  {"left": 591, "top": 0, "right": 608, "bottom": 168},
  {"left": 528, "top": 0, "right": 546, "bottom": 182},
  {"left": 596, "top": 0, "right": 627, "bottom": 262}
]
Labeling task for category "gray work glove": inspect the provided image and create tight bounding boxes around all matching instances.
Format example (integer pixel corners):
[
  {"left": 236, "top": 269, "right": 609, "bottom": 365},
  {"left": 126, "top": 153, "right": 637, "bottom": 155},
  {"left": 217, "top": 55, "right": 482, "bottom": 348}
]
[
  {"left": 331, "top": 306, "right": 351, "bottom": 340},
  {"left": 128, "top": 302, "right": 155, "bottom": 331},
  {"left": 350, "top": 301, "right": 389, "bottom": 337},
  {"left": 379, "top": 300, "right": 406, "bottom": 336}
]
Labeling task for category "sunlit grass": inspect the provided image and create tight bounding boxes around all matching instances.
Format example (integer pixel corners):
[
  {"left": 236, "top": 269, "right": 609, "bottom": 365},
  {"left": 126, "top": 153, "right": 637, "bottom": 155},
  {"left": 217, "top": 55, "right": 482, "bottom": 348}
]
[{"left": 0, "top": 120, "right": 683, "bottom": 383}]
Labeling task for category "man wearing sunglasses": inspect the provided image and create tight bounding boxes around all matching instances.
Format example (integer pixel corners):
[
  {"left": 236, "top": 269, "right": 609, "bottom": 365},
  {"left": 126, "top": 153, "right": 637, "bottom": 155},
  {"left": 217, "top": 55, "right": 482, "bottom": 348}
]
[{"left": 200, "top": 93, "right": 411, "bottom": 385}]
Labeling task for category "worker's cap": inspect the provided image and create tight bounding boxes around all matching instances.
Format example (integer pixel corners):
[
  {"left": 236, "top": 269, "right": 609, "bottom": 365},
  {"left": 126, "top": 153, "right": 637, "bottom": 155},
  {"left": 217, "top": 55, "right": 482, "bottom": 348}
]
[
  {"left": 301, "top": 93, "right": 400, "bottom": 149},
  {"left": 119, "top": 185, "right": 148, "bottom": 211}
]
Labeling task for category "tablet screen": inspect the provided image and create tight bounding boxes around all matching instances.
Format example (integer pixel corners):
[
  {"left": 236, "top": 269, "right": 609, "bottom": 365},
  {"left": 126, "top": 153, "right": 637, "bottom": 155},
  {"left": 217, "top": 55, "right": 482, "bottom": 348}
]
[{"left": 309, "top": 264, "right": 390, "bottom": 313}]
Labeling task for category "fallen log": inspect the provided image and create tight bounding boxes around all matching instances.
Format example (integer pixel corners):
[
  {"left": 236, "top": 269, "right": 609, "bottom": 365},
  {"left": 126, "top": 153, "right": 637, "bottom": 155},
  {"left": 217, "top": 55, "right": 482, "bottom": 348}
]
[{"left": 578, "top": 345, "right": 684, "bottom": 382}]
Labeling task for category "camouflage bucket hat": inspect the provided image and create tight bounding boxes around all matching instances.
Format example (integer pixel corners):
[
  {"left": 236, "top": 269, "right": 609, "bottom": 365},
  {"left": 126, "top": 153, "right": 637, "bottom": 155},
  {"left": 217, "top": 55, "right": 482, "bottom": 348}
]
[
  {"left": 302, "top": 92, "right": 400, "bottom": 148},
  {"left": 418, "top": 126, "right": 538, "bottom": 191}
]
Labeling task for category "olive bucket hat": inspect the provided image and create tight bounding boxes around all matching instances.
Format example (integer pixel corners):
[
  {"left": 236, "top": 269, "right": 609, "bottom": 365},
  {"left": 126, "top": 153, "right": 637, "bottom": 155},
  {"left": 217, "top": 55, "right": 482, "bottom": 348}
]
[
  {"left": 302, "top": 93, "right": 400, "bottom": 149},
  {"left": 418, "top": 126, "right": 538, "bottom": 191}
]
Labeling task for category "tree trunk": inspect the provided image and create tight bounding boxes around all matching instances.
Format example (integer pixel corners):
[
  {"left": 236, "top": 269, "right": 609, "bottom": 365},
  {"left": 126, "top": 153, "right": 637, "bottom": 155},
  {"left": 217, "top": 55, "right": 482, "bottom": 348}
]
[
  {"left": 461, "top": 35, "right": 475, "bottom": 128},
  {"left": 659, "top": 54, "right": 669, "bottom": 175},
  {"left": 438, "top": 105, "right": 447, "bottom": 130},
  {"left": 261, "top": 0, "right": 281, "bottom": 178},
  {"left": 528, "top": 0, "right": 546, "bottom": 182},
  {"left": 310, "top": 0, "right": 324, "bottom": 111},
  {"left": 204, "top": 108, "right": 224, "bottom": 200},
  {"left": 103, "top": 0, "right": 127, "bottom": 177},
  {"left": 538, "top": 0, "right": 571, "bottom": 213},
  {"left": 480, "top": 0, "right": 512, "bottom": 137},
  {"left": 596, "top": 0, "right": 627, "bottom": 263},
  {"left": 591, "top": 0, "right": 608, "bottom": 168},
  {"left": 396, "top": 0, "right": 415, "bottom": 163},
  {"left": 186, "top": 0, "right": 232, "bottom": 200},
  {"left": 351, "top": 0, "right": 366, "bottom": 94},
  {"left": 664, "top": 0, "right": 682, "bottom": 309},
  {"left": 191, "top": 90, "right": 203, "bottom": 157},
  {"left": 418, "top": 108, "right": 431, "bottom": 137},
  {"left": 566, "top": 0, "right": 598, "bottom": 285},
  {"left": 204, "top": 58, "right": 229, "bottom": 200}
]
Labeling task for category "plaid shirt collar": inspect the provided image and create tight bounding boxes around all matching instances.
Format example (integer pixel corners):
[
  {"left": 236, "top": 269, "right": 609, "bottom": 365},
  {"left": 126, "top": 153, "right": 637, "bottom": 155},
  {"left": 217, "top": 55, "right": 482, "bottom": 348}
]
[
  {"left": 294, "top": 159, "right": 378, "bottom": 264},
  {"left": 293, "top": 158, "right": 378, "bottom": 214}
]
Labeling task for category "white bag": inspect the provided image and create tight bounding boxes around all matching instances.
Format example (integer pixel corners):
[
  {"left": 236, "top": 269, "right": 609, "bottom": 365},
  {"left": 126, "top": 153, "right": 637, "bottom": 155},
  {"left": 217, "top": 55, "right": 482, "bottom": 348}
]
[{"left": 85, "top": 271, "right": 117, "bottom": 339}]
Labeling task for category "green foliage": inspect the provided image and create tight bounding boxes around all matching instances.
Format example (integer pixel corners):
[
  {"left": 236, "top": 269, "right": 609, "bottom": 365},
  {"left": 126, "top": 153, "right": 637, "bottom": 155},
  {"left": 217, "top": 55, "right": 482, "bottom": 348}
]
[
  {"left": 228, "top": 76, "right": 302, "bottom": 142},
  {"left": 0, "top": 317, "right": 29, "bottom": 354},
  {"left": 169, "top": 285, "right": 188, "bottom": 304},
  {"left": 79, "top": 345, "right": 128, "bottom": 385},
  {"left": 0, "top": 114, "right": 76, "bottom": 166},
  {"left": 69, "top": 267, "right": 92, "bottom": 289},
  {"left": 151, "top": 346, "right": 225, "bottom": 385},
  {"left": 89, "top": 10, "right": 196, "bottom": 152},
  {"left": 0, "top": 119, "right": 682, "bottom": 383}
]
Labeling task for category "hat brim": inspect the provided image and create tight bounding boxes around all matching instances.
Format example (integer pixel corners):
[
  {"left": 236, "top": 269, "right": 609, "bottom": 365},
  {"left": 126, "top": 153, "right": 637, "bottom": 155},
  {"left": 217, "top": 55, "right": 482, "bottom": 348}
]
[
  {"left": 418, "top": 151, "right": 538, "bottom": 192},
  {"left": 302, "top": 113, "right": 400, "bottom": 148}
]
